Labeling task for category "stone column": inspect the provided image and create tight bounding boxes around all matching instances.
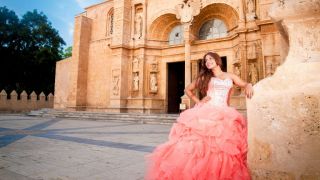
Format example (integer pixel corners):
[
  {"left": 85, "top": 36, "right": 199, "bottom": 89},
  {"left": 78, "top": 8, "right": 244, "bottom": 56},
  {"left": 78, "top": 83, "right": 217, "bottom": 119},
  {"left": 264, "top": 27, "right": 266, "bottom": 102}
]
[
  {"left": 184, "top": 23, "right": 191, "bottom": 88},
  {"left": 181, "top": 23, "right": 192, "bottom": 109},
  {"left": 247, "top": 0, "right": 320, "bottom": 179}
]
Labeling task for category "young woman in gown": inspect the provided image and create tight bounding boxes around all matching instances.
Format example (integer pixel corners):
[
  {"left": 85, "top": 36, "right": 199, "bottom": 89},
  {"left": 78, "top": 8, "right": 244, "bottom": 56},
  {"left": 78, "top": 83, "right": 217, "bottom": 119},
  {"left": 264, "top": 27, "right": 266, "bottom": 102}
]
[{"left": 145, "top": 52, "right": 254, "bottom": 180}]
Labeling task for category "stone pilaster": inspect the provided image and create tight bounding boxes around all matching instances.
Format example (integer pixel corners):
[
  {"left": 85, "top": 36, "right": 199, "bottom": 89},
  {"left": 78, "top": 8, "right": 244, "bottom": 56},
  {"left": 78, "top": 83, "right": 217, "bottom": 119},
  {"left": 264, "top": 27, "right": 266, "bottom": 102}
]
[
  {"left": 109, "top": 0, "right": 131, "bottom": 112},
  {"left": 67, "top": 15, "right": 92, "bottom": 109}
]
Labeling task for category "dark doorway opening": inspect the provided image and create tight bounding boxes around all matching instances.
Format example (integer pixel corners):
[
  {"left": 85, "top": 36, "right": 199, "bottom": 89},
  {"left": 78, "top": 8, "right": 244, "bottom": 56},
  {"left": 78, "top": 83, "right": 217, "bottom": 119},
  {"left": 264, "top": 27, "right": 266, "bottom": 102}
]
[
  {"left": 167, "top": 62, "right": 185, "bottom": 113},
  {"left": 221, "top": 56, "right": 227, "bottom": 72}
]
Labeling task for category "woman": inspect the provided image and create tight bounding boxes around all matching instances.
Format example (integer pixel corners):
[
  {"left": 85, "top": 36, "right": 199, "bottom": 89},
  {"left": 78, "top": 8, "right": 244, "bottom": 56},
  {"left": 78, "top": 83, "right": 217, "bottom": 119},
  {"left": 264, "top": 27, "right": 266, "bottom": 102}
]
[{"left": 146, "top": 52, "right": 253, "bottom": 180}]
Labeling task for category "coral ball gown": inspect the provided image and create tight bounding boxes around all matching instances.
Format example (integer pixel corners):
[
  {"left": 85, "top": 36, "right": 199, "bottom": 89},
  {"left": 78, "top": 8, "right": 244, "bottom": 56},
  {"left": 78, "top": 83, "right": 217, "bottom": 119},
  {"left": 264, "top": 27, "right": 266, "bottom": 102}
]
[{"left": 145, "top": 77, "right": 250, "bottom": 180}]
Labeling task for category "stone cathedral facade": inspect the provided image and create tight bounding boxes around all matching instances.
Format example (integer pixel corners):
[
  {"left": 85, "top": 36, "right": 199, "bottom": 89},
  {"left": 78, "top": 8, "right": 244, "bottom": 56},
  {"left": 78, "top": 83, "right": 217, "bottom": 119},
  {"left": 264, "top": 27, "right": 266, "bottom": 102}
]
[{"left": 54, "top": 0, "right": 285, "bottom": 113}]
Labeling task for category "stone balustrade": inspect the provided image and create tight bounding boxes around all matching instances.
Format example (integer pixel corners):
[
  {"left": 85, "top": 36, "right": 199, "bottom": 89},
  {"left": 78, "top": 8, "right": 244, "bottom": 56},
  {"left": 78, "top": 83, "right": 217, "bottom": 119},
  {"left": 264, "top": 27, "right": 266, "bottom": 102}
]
[{"left": 0, "top": 90, "right": 53, "bottom": 112}]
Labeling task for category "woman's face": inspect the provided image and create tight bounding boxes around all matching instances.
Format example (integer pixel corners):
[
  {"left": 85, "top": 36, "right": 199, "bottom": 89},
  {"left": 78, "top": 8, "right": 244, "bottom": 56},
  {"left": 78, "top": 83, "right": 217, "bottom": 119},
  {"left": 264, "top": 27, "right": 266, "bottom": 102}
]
[{"left": 205, "top": 55, "right": 217, "bottom": 69}]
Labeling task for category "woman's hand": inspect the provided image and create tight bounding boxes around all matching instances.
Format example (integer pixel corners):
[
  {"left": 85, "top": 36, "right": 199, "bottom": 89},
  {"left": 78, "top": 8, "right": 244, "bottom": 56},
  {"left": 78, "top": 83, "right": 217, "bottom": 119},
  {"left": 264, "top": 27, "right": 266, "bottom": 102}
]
[
  {"left": 245, "top": 83, "right": 254, "bottom": 99},
  {"left": 199, "top": 96, "right": 211, "bottom": 104}
]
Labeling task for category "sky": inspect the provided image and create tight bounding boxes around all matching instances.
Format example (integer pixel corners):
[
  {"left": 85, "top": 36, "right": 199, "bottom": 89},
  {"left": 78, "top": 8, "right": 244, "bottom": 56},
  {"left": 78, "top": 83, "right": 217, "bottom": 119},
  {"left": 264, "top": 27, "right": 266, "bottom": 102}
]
[{"left": 0, "top": 0, "right": 104, "bottom": 48}]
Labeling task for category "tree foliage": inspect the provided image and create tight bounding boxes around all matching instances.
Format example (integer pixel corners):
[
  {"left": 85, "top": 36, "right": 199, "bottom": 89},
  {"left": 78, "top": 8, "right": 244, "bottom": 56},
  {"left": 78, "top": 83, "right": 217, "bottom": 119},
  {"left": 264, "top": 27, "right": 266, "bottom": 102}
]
[
  {"left": 0, "top": 7, "right": 65, "bottom": 95},
  {"left": 62, "top": 46, "right": 72, "bottom": 59}
]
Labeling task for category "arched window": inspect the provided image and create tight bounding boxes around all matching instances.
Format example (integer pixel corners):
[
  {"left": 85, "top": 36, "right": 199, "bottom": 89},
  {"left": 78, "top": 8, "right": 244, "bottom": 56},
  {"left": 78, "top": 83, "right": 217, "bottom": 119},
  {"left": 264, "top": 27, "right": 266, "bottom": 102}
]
[
  {"left": 106, "top": 8, "right": 114, "bottom": 37},
  {"left": 169, "top": 25, "right": 184, "bottom": 45},
  {"left": 199, "top": 19, "right": 227, "bottom": 40}
]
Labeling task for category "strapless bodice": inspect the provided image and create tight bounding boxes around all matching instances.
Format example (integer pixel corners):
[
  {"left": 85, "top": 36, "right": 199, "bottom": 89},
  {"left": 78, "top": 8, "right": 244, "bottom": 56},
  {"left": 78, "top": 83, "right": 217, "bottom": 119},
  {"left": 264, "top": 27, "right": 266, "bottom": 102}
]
[{"left": 206, "top": 77, "right": 233, "bottom": 107}]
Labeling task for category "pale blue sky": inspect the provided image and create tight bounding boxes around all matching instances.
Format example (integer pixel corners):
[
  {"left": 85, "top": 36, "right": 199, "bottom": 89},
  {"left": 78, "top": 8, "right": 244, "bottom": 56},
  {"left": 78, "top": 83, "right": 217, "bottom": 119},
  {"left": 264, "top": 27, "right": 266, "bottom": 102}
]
[{"left": 0, "top": 0, "right": 104, "bottom": 47}]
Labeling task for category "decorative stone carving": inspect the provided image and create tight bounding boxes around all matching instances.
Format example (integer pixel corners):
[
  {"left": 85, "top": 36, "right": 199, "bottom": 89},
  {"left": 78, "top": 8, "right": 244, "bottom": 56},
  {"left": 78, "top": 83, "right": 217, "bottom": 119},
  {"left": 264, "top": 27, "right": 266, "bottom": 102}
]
[
  {"left": 132, "top": 72, "right": 139, "bottom": 91},
  {"left": 134, "top": 13, "right": 143, "bottom": 39},
  {"left": 265, "top": 59, "right": 273, "bottom": 77},
  {"left": 132, "top": 57, "right": 140, "bottom": 73},
  {"left": 112, "top": 69, "right": 120, "bottom": 96},
  {"left": 246, "top": 0, "right": 256, "bottom": 21},
  {"left": 150, "top": 73, "right": 158, "bottom": 93},
  {"left": 234, "top": 65, "right": 241, "bottom": 78},
  {"left": 150, "top": 61, "right": 158, "bottom": 73},
  {"left": 248, "top": 63, "right": 259, "bottom": 84},
  {"left": 175, "top": 0, "right": 201, "bottom": 23},
  {"left": 247, "top": 43, "right": 257, "bottom": 60},
  {"left": 191, "top": 61, "right": 199, "bottom": 82},
  {"left": 234, "top": 47, "right": 241, "bottom": 64},
  {"left": 233, "top": 65, "right": 241, "bottom": 93},
  {"left": 265, "top": 56, "right": 281, "bottom": 77}
]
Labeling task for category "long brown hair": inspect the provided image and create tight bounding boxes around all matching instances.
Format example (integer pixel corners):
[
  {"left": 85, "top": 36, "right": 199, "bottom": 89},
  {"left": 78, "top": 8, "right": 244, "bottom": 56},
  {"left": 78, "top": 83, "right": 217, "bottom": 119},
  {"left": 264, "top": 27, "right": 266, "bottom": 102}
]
[{"left": 195, "top": 52, "right": 222, "bottom": 96}]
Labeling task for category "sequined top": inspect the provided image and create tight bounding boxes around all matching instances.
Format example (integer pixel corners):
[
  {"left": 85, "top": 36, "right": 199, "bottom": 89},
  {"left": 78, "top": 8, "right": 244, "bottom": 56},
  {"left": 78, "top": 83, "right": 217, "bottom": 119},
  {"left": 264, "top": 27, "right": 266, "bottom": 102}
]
[{"left": 206, "top": 77, "right": 233, "bottom": 107}]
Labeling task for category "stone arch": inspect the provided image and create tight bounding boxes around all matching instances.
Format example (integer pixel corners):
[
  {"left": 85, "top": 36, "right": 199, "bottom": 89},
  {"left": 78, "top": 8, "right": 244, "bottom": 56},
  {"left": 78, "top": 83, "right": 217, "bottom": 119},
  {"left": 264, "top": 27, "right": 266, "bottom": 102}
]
[
  {"left": 148, "top": 13, "right": 181, "bottom": 41},
  {"left": 191, "top": 3, "right": 239, "bottom": 39}
]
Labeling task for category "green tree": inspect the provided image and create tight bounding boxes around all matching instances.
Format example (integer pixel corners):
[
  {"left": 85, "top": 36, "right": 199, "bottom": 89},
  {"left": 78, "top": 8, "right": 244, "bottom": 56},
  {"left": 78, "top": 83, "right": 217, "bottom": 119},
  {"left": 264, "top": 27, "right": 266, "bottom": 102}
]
[
  {"left": 0, "top": 7, "right": 65, "bottom": 95},
  {"left": 62, "top": 46, "right": 72, "bottom": 58}
]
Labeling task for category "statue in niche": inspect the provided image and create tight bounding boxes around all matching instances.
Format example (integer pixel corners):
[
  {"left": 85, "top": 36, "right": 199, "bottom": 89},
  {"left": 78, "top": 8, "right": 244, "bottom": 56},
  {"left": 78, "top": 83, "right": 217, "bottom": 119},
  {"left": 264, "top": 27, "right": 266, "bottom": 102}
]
[
  {"left": 246, "top": 0, "right": 256, "bottom": 20},
  {"left": 176, "top": 0, "right": 201, "bottom": 23},
  {"left": 234, "top": 66, "right": 241, "bottom": 78},
  {"left": 247, "top": 0, "right": 255, "bottom": 13},
  {"left": 234, "top": 47, "right": 241, "bottom": 63},
  {"left": 234, "top": 66, "right": 241, "bottom": 91},
  {"left": 134, "top": 13, "right": 143, "bottom": 39},
  {"left": 150, "top": 62, "right": 158, "bottom": 72},
  {"left": 150, "top": 73, "right": 158, "bottom": 92},
  {"left": 112, "top": 75, "right": 120, "bottom": 95},
  {"left": 266, "top": 60, "right": 273, "bottom": 77},
  {"left": 249, "top": 63, "right": 259, "bottom": 84},
  {"left": 132, "top": 57, "right": 139, "bottom": 72},
  {"left": 133, "top": 73, "right": 139, "bottom": 91},
  {"left": 247, "top": 43, "right": 257, "bottom": 60}
]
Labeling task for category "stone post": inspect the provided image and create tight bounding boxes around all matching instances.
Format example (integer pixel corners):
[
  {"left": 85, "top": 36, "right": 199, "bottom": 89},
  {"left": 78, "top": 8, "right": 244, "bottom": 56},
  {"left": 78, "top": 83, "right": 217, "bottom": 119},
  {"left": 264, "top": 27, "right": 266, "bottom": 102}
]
[
  {"left": 247, "top": 0, "right": 320, "bottom": 179},
  {"left": 180, "top": 23, "right": 192, "bottom": 109}
]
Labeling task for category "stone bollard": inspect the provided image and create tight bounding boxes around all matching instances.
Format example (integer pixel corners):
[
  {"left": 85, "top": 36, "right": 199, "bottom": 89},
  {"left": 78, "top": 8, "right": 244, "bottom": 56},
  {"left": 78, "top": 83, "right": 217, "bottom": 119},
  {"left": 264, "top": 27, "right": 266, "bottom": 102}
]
[{"left": 247, "top": 0, "right": 320, "bottom": 179}]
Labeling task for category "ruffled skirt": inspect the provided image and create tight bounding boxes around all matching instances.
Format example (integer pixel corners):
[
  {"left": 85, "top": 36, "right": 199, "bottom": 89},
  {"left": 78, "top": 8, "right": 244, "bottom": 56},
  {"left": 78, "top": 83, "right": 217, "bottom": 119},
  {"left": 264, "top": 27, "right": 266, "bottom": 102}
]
[{"left": 145, "top": 103, "right": 250, "bottom": 180}]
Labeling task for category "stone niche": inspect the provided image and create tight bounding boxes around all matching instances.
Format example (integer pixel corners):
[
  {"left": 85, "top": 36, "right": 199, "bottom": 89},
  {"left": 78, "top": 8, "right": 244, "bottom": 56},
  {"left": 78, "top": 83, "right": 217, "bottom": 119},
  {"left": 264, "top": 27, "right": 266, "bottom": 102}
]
[{"left": 247, "top": 0, "right": 320, "bottom": 179}]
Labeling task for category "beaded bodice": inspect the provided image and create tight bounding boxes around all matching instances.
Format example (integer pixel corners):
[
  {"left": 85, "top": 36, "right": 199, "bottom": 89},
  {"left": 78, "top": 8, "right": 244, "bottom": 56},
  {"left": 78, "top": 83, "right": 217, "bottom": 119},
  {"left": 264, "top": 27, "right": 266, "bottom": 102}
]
[{"left": 206, "top": 77, "right": 233, "bottom": 107}]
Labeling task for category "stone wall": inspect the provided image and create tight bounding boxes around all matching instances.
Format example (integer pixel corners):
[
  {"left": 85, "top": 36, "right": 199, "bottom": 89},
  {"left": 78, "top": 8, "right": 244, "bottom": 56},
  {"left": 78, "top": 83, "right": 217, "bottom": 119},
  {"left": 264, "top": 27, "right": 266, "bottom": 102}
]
[{"left": 0, "top": 90, "right": 53, "bottom": 112}]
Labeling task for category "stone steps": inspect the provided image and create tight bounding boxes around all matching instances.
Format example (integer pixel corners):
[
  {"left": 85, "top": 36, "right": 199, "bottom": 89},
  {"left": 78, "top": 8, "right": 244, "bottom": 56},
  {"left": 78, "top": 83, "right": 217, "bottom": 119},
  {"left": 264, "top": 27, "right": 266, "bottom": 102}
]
[{"left": 28, "top": 108, "right": 247, "bottom": 124}]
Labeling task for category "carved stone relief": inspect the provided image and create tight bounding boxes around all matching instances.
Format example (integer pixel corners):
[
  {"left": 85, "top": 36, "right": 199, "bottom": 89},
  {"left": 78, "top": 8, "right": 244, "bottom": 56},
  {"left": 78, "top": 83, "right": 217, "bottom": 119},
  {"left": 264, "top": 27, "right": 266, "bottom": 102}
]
[
  {"left": 112, "top": 69, "right": 120, "bottom": 96},
  {"left": 246, "top": 0, "right": 256, "bottom": 20},
  {"left": 248, "top": 63, "right": 259, "bottom": 84},
  {"left": 132, "top": 72, "right": 139, "bottom": 91}
]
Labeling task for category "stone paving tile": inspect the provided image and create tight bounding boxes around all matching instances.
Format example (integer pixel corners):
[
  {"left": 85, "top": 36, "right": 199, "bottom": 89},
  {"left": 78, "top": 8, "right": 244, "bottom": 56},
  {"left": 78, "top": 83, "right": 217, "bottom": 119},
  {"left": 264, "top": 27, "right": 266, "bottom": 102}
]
[{"left": 0, "top": 114, "right": 173, "bottom": 180}]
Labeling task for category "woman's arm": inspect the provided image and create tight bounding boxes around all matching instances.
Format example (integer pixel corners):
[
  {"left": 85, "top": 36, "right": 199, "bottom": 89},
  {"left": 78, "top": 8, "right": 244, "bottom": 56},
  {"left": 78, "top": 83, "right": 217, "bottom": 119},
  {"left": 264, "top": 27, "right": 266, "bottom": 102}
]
[
  {"left": 229, "top": 73, "right": 254, "bottom": 99},
  {"left": 184, "top": 80, "right": 200, "bottom": 104}
]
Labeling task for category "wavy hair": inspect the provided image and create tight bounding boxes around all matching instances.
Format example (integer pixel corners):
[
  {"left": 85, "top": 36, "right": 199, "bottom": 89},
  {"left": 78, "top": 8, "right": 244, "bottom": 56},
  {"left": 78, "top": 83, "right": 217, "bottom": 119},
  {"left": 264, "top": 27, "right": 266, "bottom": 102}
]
[{"left": 195, "top": 52, "right": 222, "bottom": 96}]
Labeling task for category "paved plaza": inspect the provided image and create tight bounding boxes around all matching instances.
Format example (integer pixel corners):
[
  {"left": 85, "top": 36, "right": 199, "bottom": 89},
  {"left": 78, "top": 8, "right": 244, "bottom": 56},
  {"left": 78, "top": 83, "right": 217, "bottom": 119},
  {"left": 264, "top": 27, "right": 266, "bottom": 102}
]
[{"left": 0, "top": 114, "right": 171, "bottom": 180}]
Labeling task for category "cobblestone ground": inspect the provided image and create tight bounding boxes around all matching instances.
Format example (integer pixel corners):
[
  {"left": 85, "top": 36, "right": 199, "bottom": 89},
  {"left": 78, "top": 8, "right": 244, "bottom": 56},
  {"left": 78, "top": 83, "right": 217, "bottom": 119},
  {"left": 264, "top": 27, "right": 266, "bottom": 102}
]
[{"left": 0, "top": 114, "right": 171, "bottom": 180}]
